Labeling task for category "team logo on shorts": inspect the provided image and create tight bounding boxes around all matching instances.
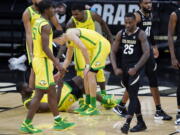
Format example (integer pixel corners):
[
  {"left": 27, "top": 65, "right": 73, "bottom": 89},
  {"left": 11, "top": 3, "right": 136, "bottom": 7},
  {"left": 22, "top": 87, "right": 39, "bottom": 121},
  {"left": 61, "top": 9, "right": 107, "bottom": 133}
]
[
  {"left": 39, "top": 80, "right": 47, "bottom": 86},
  {"left": 95, "top": 61, "right": 101, "bottom": 67}
]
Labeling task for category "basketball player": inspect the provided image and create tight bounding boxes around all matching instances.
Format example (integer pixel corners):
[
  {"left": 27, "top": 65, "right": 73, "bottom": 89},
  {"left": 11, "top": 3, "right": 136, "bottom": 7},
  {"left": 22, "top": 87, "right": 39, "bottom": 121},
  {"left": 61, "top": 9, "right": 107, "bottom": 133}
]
[
  {"left": 168, "top": 6, "right": 180, "bottom": 125},
  {"left": 111, "top": 13, "right": 149, "bottom": 134},
  {"left": 17, "top": 76, "right": 117, "bottom": 112},
  {"left": 113, "top": 0, "right": 172, "bottom": 121},
  {"left": 66, "top": 3, "right": 113, "bottom": 96},
  {"left": 22, "top": 0, "right": 63, "bottom": 90},
  {"left": 20, "top": 1, "right": 74, "bottom": 133},
  {"left": 54, "top": 28, "right": 111, "bottom": 116}
]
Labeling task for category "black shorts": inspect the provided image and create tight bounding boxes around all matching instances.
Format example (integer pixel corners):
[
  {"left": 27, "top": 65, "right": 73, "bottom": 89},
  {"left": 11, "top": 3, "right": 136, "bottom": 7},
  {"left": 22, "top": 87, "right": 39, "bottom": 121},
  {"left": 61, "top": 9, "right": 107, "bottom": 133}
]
[
  {"left": 66, "top": 80, "right": 83, "bottom": 99},
  {"left": 144, "top": 50, "right": 158, "bottom": 87},
  {"left": 121, "top": 63, "right": 140, "bottom": 89}
]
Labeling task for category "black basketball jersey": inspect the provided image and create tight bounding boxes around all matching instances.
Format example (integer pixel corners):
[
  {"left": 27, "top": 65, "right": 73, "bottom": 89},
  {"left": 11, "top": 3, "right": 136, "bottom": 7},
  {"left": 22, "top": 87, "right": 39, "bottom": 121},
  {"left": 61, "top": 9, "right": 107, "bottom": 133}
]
[
  {"left": 175, "top": 8, "right": 180, "bottom": 47},
  {"left": 136, "top": 10, "right": 152, "bottom": 37},
  {"left": 136, "top": 10, "right": 156, "bottom": 46},
  {"left": 120, "top": 28, "right": 142, "bottom": 64}
]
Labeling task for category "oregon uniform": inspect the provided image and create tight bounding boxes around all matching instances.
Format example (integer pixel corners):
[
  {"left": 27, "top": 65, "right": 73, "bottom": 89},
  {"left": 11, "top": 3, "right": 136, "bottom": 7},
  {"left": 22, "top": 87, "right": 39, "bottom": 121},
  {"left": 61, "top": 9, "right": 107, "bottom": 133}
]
[
  {"left": 32, "top": 17, "right": 55, "bottom": 89},
  {"left": 23, "top": 80, "right": 83, "bottom": 112},
  {"left": 72, "top": 10, "right": 105, "bottom": 82},
  {"left": 26, "top": 6, "right": 41, "bottom": 64},
  {"left": 68, "top": 28, "right": 111, "bottom": 70}
]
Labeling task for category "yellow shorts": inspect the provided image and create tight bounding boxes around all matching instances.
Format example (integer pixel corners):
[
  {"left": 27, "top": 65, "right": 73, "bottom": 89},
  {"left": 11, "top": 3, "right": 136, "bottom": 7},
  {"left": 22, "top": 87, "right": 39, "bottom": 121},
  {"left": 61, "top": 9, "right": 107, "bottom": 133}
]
[
  {"left": 32, "top": 57, "right": 55, "bottom": 90},
  {"left": 90, "top": 40, "right": 111, "bottom": 70},
  {"left": 58, "top": 94, "right": 77, "bottom": 111},
  {"left": 74, "top": 48, "right": 85, "bottom": 71},
  {"left": 58, "top": 83, "right": 77, "bottom": 111}
]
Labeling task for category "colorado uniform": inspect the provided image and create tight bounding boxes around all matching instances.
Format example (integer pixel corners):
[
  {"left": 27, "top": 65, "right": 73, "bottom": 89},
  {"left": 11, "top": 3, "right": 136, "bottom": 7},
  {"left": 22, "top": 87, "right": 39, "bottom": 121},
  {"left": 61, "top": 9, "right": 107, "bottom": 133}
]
[
  {"left": 136, "top": 10, "right": 157, "bottom": 87},
  {"left": 120, "top": 28, "right": 143, "bottom": 117}
]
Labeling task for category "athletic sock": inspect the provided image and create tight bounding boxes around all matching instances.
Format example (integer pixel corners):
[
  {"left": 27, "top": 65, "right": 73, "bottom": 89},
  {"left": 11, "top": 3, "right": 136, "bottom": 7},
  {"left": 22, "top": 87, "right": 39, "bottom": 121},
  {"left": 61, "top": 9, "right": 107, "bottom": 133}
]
[
  {"left": 90, "top": 96, "right": 96, "bottom": 108},
  {"left": 24, "top": 118, "right": 32, "bottom": 124},
  {"left": 86, "top": 95, "right": 90, "bottom": 105},
  {"left": 101, "top": 89, "right": 106, "bottom": 95},
  {"left": 101, "top": 97, "right": 107, "bottom": 104},
  {"left": 54, "top": 115, "right": 61, "bottom": 122},
  {"left": 136, "top": 114, "right": 144, "bottom": 123},
  {"left": 156, "top": 105, "right": 162, "bottom": 111},
  {"left": 125, "top": 117, "right": 132, "bottom": 126}
]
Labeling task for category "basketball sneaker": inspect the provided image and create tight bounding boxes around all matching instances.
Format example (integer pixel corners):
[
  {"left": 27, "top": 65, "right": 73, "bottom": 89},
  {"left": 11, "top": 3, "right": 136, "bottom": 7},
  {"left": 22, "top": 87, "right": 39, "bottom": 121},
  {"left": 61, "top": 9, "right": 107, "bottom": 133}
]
[
  {"left": 113, "top": 105, "right": 127, "bottom": 118},
  {"left": 20, "top": 122, "right": 42, "bottom": 134},
  {"left": 74, "top": 104, "right": 89, "bottom": 113},
  {"left": 121, "top": 123, "right": 129, "bottom": 134},
  {"left": 80, "top": 105, "right": 100, "bottom": 116},
  {"left": 53, "top": 118, "right": 75, "bottom": 130},
  {"left": 154, "top": 110, "right": 172, "bottom": 120},
  {"left": 79, "top": 98, "right": 85, "bottom": 107},
  {"left": 130, "top": 121, "right": 147, "bottom": 132},
  {"left": 175, "top": 114, "right": 180, "bottom": 125}
]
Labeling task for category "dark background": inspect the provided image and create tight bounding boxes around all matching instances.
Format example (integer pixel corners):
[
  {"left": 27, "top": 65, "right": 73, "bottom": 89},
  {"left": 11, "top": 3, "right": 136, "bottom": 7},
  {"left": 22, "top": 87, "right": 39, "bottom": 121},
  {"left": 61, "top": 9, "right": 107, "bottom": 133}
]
[{"left": 0, "top": 0, "right": 179, "bottom": 89}]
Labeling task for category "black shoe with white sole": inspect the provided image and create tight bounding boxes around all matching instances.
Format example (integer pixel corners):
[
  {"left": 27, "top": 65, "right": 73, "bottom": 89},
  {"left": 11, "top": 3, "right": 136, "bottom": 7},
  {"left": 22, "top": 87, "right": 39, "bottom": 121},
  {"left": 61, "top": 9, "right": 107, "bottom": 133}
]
[
  {"left": 130, "top": 121, "right": 147, "bottom": 132},
  {"left": 154, "top": 110, "right": 172, "bottom": 120},
  {"left": 121, "top": 123, "right": 129, "bottom": 134},
  {"left": 113, "top": 105, "right": 127, "bottom": 118}
]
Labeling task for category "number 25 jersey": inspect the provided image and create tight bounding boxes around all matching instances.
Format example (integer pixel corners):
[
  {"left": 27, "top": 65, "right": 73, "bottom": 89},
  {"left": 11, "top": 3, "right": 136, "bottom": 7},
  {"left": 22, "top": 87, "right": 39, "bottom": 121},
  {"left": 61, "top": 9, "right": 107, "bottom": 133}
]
[{"left": 120, "top": 28, "right": 142, "bottom": 64}]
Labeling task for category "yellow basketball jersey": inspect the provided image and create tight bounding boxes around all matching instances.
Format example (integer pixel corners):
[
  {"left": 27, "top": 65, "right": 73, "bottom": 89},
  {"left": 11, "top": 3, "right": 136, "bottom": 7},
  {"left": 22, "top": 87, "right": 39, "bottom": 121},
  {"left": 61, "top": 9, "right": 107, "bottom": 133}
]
[
  {"left": 68, "top": 28, "right": 107, "bottom": 50},
  {"left": 26, "top": 6, "right": 41, "bottom": 63},
  {"left": 27, "top": 6, "right": 41, "bottom": 28},
  {"left": 72, "top": 10, "right": 95, "bottom": 30},
  {"left": 32, "top": 17, "right": 53, "bottom": 58}
]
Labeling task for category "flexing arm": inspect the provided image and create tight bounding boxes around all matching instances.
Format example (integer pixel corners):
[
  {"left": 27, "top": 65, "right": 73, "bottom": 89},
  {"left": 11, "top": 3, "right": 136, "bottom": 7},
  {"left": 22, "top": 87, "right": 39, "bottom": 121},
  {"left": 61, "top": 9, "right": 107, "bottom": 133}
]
[
  {"left": 22, "top": 9, "right": 33, "bottom": 59},
  {"left": 41, "top": 24, "right": 61, "bottom": 71},
  {"left": 92, "top": 12, "right": 113, "bottom": 43},
  {"left": 135, "top": 30, "right": 150, "bottom": 70},
  {"left": 66, "top": 29, "right": 90, "bottom": 65},
  {"left": 168, "top": 12, "right": 180, "bottom": 69}
]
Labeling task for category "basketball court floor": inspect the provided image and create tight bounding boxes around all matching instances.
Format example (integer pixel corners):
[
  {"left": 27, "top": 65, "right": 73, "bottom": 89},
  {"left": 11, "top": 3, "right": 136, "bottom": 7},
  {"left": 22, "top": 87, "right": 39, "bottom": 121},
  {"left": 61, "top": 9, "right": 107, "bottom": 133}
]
[
  {"left": 0, "top": 91, "right": 179, "bottom": 135},
  {"left": 0, "top": 59, "right": 179, "bottom": 134}
]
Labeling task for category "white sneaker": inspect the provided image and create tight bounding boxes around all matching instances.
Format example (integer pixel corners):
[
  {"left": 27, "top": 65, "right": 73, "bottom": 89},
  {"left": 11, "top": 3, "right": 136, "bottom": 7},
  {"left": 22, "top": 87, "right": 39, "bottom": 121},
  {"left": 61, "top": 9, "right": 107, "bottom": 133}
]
[{"left": 175, "top": 114, "right": 180, "bottom": 125}]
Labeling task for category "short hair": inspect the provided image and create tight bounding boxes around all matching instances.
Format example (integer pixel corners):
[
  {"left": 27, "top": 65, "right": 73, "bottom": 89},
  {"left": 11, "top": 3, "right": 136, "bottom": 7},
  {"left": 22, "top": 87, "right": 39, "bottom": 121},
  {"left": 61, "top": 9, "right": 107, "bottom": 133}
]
[
  {"left": 71, "top": 3, "right": 85, "bottom": 11},
  {"left": 139, "top": 0, "right": 143, "bottom": 3},
  {"left": 124, "top": 13, "right": 136, "bottom": 20},
  {"left": 36, "top": 0, "right": 53, "bottom": 14}
]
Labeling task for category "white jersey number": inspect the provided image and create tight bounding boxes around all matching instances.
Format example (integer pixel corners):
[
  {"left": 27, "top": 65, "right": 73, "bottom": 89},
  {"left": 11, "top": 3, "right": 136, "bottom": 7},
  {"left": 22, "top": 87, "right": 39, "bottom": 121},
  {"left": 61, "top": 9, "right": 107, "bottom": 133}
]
[
  {"left": 123, "top": 44, "right": 134, "bottom": 55},
  {"left": 145, "top": 26, "right": 151, "bottom": 37}
]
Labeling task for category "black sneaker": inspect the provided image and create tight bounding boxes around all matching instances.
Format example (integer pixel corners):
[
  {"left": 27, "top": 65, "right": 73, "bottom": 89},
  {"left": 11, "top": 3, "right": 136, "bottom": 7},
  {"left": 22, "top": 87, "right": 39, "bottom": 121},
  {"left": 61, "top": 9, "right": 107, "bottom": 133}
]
[
  {"left": 113, "top": 105, "right": 127, "bottom": 118},
  {"left": 121, "top": 123, "right": 129, "bottom": 134},
  {"left": 175, "top": 114, "right": 180, "bottom": 125},
  {"left": 154, "top": 110, "right": 172, "bottom": 120},
  {"left": 130, "top": 121, "right": 147, "bottom": 132}
]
